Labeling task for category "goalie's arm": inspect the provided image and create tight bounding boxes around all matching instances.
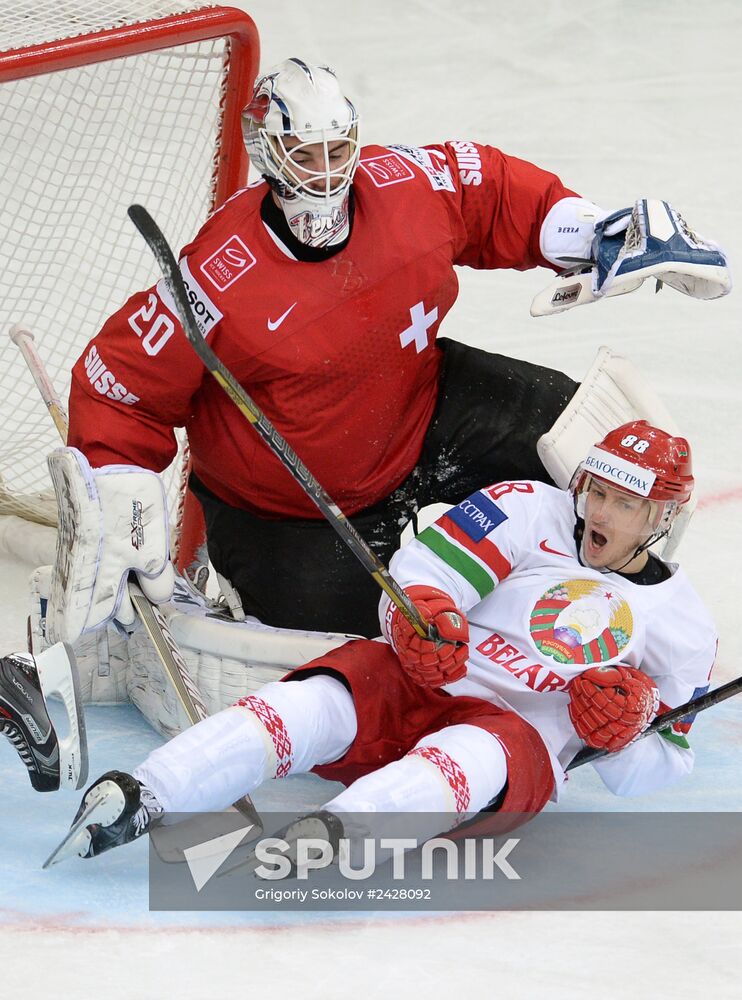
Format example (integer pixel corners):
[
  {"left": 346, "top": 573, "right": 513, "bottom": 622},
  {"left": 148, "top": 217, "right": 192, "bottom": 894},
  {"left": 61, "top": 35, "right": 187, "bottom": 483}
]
[{"left": 67, "top": 279, "right": 207, "bottom": 470}]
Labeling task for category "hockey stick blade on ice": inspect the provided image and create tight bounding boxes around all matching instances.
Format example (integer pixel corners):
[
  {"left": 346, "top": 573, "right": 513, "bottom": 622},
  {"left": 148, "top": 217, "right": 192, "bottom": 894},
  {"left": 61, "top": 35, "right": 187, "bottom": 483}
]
[
  {"left": 127, "top": 204, "right": 437, "bottom": 643},
  {"left": 567, "top": 673, "right": 742, "bottom": 770}
]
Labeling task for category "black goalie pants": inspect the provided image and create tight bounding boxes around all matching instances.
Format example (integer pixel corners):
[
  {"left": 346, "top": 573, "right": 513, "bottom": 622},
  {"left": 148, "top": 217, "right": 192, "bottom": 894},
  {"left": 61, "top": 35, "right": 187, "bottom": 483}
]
[{"left": 190, "top": 339, "right": 579, "bottom": 637}]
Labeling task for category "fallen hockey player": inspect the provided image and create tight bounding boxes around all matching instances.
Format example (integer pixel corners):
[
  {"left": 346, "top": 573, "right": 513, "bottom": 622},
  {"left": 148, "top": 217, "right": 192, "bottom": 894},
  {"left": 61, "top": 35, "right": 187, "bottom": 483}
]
[{"left": 21, "top": 419, "right": 717, "bottom": 866}]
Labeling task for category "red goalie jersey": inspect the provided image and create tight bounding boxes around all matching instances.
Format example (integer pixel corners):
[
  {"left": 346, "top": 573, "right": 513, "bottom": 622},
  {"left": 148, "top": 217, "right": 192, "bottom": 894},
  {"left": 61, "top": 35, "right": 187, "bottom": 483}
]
[{"left": 68, "top": 142, "right": 577, "bottom": 518}]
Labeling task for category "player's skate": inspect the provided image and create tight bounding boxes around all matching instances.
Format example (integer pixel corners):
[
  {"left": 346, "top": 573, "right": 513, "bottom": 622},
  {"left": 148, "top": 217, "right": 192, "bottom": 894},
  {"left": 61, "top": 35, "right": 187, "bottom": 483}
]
[
  {"left": 222, "top": 809, "right": 345, "bottom": 879},
  {"left": 0, "top": 644, "right": 88, "bottom": 792},
  {"left": 43, "top": 770, "right": 162, "bottom": 867}
]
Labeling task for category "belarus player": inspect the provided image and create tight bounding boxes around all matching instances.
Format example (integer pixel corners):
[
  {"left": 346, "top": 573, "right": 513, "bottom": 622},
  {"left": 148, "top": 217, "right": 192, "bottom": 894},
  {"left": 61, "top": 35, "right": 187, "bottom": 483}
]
[
  {"left": 50, "top": 57, "right": 730, "bottom": 641},
  {"left": 37, "top": 420, "right": 717, "bottom": 864}
]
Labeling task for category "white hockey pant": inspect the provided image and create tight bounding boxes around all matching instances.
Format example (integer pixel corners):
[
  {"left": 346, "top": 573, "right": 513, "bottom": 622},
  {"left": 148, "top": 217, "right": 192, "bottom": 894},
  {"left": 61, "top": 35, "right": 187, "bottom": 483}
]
[{"left": 133, "top": 675, "right": 508, "bottom": 820}]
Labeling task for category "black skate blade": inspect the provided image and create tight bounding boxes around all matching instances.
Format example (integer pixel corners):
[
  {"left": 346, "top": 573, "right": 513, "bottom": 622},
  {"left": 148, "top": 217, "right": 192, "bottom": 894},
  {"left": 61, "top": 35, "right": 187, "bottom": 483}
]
[{"left": 42, "top": 780, "right": 125, "bottom": 868}]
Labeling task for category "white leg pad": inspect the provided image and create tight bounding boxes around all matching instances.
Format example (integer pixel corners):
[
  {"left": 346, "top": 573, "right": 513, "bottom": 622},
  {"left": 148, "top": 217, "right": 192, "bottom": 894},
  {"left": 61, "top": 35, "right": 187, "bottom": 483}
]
[
  {"left": 326, "top": 723, "right": 507, "bottom": 816},
  {"left": 134, "top": 674, "right": 356, "bottom": 812}
]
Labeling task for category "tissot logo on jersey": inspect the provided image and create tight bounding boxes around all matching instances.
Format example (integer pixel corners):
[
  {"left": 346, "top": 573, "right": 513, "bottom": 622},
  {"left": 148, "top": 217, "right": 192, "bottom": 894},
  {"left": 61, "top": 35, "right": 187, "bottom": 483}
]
[
  {"left": 83, "top": 345, "right": 139, "bottom": 404},
  {"left": 448, "top": 491, "right": 507, "bottom": 542},
  {"left": 200, "top": 234, "right": 256, "bottom": 291},
  {"left": 358, "top": 153, "right": 415, "bottom": 187},
  {"left": 155, "top": 259, "right": 223, "bottom": 339}
]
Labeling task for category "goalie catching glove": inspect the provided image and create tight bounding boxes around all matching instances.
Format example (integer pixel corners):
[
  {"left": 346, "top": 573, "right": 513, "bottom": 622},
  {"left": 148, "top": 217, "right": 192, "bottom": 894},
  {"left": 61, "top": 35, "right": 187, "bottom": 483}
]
[
  {"left": 532, "top": 197, "right": 731, "bottom": 315},
  {"left": 46, "top": 447, "right": 175, "bottom": 645},
  {"left": 389, "top": 585, "right": 469, "bottom": 688},
  {"left": 567, "top": 664, "right": 660, "bottom": 752}
]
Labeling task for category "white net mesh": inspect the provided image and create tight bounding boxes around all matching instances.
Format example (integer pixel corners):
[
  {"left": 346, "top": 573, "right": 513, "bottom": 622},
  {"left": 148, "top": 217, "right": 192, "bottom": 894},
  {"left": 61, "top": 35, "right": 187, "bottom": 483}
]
[
  {"left": 0, "top": 2, "right": 215, "bottom": 50},
  {"left": 0, "top": 2, "right": 249, "bottom": 551}
]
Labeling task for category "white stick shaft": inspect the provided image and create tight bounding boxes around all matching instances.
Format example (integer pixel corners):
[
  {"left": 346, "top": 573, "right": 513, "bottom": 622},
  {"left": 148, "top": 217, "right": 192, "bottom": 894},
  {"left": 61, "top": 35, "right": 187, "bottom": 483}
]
[{"left": 9, "top": 323, "right": 70, "bottom": 441}]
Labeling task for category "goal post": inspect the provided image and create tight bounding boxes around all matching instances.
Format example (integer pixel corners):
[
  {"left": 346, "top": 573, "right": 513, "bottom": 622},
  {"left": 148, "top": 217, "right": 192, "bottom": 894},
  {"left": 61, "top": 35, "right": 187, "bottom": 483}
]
[{"left": 0, "top": 2, "right": 260, "bottom": 571}]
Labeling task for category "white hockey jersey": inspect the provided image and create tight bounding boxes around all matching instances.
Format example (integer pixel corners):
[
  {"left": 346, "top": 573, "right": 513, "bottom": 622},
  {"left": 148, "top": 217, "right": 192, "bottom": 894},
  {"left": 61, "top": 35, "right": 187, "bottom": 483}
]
[{"left": 380, "top": 481, "right": 717, "bottom": 800}]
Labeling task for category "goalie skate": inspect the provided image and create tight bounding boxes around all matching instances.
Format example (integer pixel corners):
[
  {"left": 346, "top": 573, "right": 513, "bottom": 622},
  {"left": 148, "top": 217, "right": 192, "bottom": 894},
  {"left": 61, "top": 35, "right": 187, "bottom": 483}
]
[
  {"left": 43, "top": 770, "right": 153, "bottom": 867},
  {"left": 0, "top": 643, "right": 88, "bottom": 792}
]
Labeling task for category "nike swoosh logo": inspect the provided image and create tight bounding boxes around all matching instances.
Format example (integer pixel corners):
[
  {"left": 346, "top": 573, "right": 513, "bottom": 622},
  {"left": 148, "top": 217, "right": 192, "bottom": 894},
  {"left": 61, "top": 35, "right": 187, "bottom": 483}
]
[
  {"left": 267, "top": 302, "right": 297, "bottom": 331},
  {"left": 539, "top": 539, "right": 571, "bottom": 558}
]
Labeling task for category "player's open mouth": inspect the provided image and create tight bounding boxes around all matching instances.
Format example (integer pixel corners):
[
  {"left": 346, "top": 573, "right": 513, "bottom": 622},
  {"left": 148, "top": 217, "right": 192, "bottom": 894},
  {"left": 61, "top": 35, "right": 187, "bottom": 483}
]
[{"left": 590, "top": 529, "right": 607, "bottom": 550}]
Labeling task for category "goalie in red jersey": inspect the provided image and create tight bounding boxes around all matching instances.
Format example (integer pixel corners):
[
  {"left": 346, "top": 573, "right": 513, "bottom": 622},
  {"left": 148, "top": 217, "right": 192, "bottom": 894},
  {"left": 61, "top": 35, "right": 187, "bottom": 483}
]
[{"left": 53, "top": 57, "right": 730, "bottom": 641}]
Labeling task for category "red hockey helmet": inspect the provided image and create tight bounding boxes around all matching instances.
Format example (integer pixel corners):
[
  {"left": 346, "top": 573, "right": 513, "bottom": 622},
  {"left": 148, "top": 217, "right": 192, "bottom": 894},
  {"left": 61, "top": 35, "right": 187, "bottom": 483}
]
[
  {"left": 571, "top": 420, "right": 694, "bottom": 538},
  {"left": 585, "top": 420, "right": 693, "bottom": 503}
]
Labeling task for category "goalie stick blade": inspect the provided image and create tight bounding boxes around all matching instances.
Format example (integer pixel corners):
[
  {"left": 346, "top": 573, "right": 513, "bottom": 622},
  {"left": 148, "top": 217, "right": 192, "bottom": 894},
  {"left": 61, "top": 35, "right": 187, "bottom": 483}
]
[
  {"left": 42, "top": 779, "right": 126, "bottom": 868},
  {"left": 36, "top": 642, "right": 89, "bottom": 791}
]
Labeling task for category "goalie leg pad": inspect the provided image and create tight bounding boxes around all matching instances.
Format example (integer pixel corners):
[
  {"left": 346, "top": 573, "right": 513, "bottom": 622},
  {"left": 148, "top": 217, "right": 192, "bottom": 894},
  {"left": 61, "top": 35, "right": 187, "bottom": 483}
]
[{"left": 46, "top": 447, "right": 174, "bottom": 644}]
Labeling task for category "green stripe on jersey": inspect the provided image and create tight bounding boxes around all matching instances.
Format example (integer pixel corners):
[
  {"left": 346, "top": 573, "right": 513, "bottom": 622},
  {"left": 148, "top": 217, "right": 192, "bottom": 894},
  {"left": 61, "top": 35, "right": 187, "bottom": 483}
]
[
  {"left": 658, "top": 727, "right": 691, "bottom": 750},
  {"left": 418, "top": 527, "right": 495, "bottom": 599}
]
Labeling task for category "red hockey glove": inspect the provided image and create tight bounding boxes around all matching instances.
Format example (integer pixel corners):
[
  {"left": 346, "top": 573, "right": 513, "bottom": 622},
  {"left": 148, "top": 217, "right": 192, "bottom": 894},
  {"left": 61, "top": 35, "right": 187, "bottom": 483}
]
[
  {"left": 567, "top": 664, "right": 660, "bottom": 752},
  {"left": 390, "top": 585, "right": 469, "bottom": 688}
]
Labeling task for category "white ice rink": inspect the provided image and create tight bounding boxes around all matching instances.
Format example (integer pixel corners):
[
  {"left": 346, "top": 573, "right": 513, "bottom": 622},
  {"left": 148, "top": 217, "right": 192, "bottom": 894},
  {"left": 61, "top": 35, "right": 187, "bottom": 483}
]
[{"left": 1, "top": 1, "right": 741, "bottom": 996}]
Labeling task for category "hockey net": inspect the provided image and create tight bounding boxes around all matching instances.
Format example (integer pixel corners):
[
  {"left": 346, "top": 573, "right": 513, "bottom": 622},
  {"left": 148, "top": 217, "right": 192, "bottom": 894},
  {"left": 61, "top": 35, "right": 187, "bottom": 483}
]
[{"left": 0, "top": 2, "right": 259, "bottom": 568}]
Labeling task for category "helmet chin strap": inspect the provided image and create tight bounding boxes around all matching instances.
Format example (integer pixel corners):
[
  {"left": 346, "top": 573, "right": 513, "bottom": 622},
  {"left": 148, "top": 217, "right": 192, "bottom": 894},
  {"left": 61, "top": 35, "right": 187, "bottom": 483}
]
[
  {"left": 574, "top": 507, "right": 670, "bottom": 575},
  {"left": 583, "top": 529, "right": 670, "bottom": 575}
]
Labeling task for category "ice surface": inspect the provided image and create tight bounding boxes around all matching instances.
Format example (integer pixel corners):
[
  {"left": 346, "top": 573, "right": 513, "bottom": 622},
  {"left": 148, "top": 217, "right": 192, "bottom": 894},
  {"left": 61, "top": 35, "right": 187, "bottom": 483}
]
[{"left": 2, "top": 0, "right": 741, "bottom": 995}]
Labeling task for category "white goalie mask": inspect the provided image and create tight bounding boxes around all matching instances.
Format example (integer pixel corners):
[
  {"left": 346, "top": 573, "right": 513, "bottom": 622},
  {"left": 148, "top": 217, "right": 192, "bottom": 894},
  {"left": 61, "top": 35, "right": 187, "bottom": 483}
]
[{"left": 242, "top": 58, "right": 361, "bottom": 248}]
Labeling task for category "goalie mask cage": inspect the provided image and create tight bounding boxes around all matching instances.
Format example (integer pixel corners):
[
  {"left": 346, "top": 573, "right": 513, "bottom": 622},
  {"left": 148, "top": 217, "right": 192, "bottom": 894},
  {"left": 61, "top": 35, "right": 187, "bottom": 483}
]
[{"left": 0, "top": 2, "right": 260, "bottom": 569}]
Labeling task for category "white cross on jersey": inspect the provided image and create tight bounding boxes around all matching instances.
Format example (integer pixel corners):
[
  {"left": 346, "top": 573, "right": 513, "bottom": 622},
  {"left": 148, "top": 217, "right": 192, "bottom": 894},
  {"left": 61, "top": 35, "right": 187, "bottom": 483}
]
[{"left": 399, "top": 300, "right": 438, "bottom": 353}]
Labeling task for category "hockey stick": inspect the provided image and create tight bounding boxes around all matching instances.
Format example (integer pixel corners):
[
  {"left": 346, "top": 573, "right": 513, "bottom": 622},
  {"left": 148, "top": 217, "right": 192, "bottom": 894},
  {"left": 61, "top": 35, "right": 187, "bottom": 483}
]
[
  {"left": 127, "top": 204, "right": 437, "bottom": 643},
  {"left": 9, "top": 324, "right": 262, "bottom": 839},
  {"left": 566, "top": 672, "right": 742, "bottom": 770}
]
